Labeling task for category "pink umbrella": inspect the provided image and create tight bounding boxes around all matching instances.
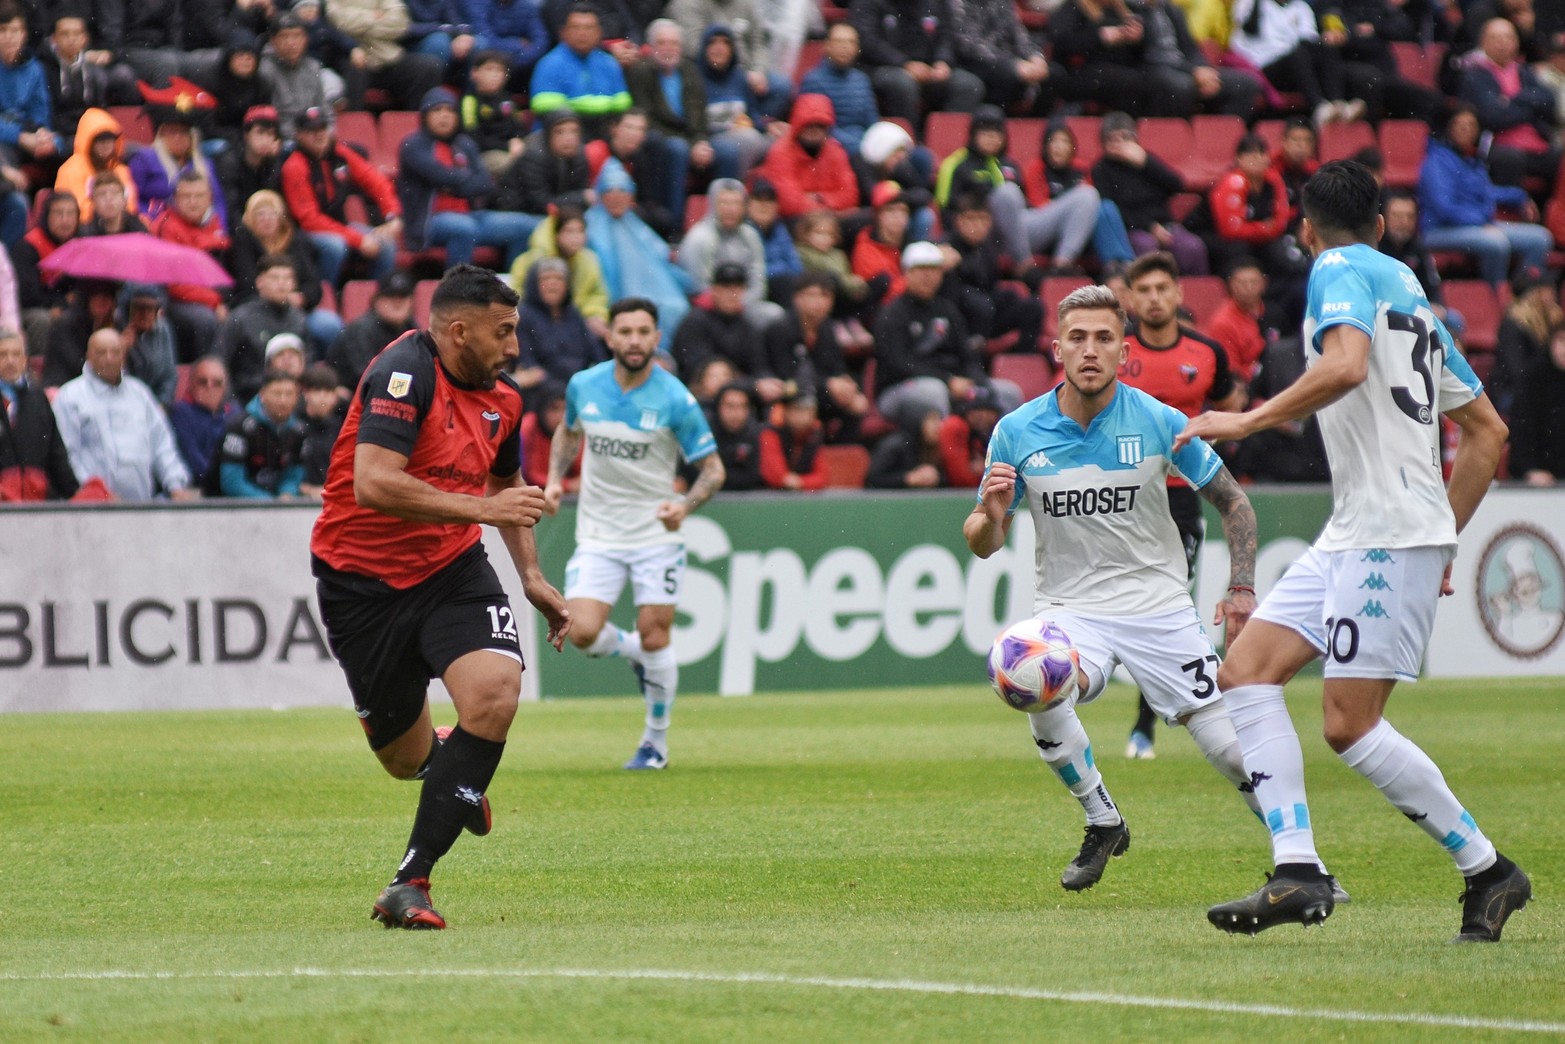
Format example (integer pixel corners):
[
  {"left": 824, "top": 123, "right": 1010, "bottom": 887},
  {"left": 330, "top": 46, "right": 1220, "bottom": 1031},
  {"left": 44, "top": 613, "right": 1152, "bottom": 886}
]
[{"left": 39, "top": 232, "right": 234, "bottom": 288}]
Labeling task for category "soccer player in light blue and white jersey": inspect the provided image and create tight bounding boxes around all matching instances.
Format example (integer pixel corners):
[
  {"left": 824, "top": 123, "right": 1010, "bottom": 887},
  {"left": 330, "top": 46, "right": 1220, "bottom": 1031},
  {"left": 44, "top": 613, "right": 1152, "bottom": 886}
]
[
  {"left": 965, "top": 284, "right": 1267, "bottom": 893},
  {"left": 1182, "top": 161, "right": 1528, "bottom": 942},
  {"left": 543, "top": 297, "right": 725, "bottom": 770}
]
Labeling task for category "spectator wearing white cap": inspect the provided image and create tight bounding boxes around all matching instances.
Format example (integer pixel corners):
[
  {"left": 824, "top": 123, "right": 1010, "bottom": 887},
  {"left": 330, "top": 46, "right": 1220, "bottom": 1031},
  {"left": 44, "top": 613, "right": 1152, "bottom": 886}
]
[{"left": 872, "top": 241, "right": 1021, "bottom": 421}]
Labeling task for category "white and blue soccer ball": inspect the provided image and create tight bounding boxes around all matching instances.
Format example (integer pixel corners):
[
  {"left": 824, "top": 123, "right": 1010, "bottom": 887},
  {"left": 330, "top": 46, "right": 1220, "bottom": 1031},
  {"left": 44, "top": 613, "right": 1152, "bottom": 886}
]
[{"left": 987, "top": 618, "right": 1080, "bottom": 713}]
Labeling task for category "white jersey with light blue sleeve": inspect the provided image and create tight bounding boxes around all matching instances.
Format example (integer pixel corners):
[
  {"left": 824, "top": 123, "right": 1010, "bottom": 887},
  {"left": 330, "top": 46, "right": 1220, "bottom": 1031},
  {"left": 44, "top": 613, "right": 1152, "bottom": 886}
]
[
  {"left": 564, "top": 361, "right": 717, "bottom": 549},
  {"left": 1302, "top": 243, "right": 1481, "bottom": 551},
  {"left": 983, "top": 384, "right": 1224, "bottom": 616}
]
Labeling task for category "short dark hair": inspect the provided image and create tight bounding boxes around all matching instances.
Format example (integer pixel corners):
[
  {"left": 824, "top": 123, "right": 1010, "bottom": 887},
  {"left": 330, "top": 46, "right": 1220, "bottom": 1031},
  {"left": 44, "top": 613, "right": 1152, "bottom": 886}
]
[
  {"left": 301, "top": 361, "right": 339, "bottom": 391},
  {"left": 1236, "top": 132, "right": 1268, "bottom": 156},
  {"left": 52, "top": 10, "right": 87, "bottom": 31},
  {"left": 1301, "top": 160, "right": 1381, "bottom": 244},
  {"left": 256, "top": 253, "right": 296, "bottom": 277},
  {"left": 794, "top": 270, "right": 836, "bottom": 296},
  {"left": 430, "top": 263, "right": 520, "bottom": 318},
  {"left": 1283, "top": 117, "right": 1315, "bottom": 138},
  {"left": 1126, "top": 251, "right": 1179, "bottom": 286},
  {"left": 1222, "top": 255, "right": 1263, "bottom": 279},
  {"left": 260, "top": 369, "right": 299, "bottom": 389},
  {"left": 950, "top": 191, "right": 989, "bottom": 216},
  {"left": 615, "top": 106, "right": 648, "bottom": 124},
  {"left": 1382, "top": 187, "right": 1417, "bottom": 208},
  {"left": 0, "top": 1, "right": 25, "bottom": 25},
  {"left": 175, "top": 168, "right": 208, "bottom": 188},
  {"left": 609, "top": 296, "right": 659, "bottom": 325},
  {"left": 564, "top": 2, "right": 600, "bottom": 23}
]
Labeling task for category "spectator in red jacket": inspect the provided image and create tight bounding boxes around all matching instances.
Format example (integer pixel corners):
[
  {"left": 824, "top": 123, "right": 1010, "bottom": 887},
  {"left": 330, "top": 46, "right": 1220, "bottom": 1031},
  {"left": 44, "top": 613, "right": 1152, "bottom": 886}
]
[
  {"left": 851, "top": 180, "right": 917, "bottom": 306},
  {"left": 1203, "top": 132, "right": 1292, "bottom": 277},
  {"left": 753, "top": 93, "right": 861, "bottom": 220},
  {"left": 1202, "top": 257, "right": 1270, "bottom": 386},
  {"left": 280, "top": 106, "right": 401, "bottom": 286},
  {"left": 152, "top": 170, "right": 230, "bottom": 363},
  {"left": 759, "top": 392, "right": 830, "bottom": 490},
  {"left": 1271, "top": 118, "right": 1319, "bottom": 231},
  {"left": 937, "top": 382, "right": 1002, "bottom": 488},
  {"left": 521, "top": 382, "right": 579, "bottom": 490}
]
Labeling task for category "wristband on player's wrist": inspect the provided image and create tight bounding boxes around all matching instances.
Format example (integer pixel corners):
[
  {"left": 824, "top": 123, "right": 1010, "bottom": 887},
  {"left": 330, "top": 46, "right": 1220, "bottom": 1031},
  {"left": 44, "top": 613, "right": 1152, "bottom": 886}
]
[{"left": 1227, "top": 584, "right": 1255, "bottom": 595}]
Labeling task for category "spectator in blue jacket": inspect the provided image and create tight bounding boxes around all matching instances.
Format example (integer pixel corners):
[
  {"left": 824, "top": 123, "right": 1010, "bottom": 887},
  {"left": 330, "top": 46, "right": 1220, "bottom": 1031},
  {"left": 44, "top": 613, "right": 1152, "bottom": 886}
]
[
  {"left": 797, "top": 22, "right": 879, "bottom": 157},
  {"left": 513, "top": 256, "right": 606, "bottom": 404},
  {"left": 0, "top": 2, "right": 62, "bottom": 168},
  {"left": 399, "top": 87, "right": 538, "bottom": 266},
  {"left": 216, "top": 370, "right": 306, "bottom": 499},
  {"left": 1418, "top": 106, "right": 1554, "bottom": 288},
  {"left": 461, "top": 0, "right": 548, "bottom": 81},
  {"left": 747, "top": 177, "right": 802, "bottom": 301},
  {"left": 529, "top": 4, "right": 630, "bottom": 139},
  {"left": 169, "top": 354, "right": 237, "bottom": 482}
]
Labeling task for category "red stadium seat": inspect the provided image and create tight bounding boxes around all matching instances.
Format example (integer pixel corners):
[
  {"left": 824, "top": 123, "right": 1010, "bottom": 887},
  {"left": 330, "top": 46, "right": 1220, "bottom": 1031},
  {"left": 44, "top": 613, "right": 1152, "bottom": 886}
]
[
  {"left": 1392, "top": 41, "right": 1445, "bottom": 91},
  {"left": 1467, "top": 351, "right": 1495, "bottom": 385},
  {"left": 925, "top": 111, "right": 969, "bottom": 160},
  {"left": 1066, "top": 116, "right": 1102, "bottom": 170},
  {"left": 1180, "top": 275, "right": 1227, "bottom": 327},
  {"left": 1139, "top": 118, "right": 1198, "bottom": 189},
  {"left": 1190, "top": 115, "right": 1245, "bottom": 190},
  {"left": 992, "top": 353, "right": 1054, "bottom": 401},
  {"left": 1443, "top": 280, "right": 1500, "bottom": 352},
  {"left": 683, "top": 194, "right": 707, "bottom": 232},
  {"left": 794, "top": 39, "right": 825, "bottom": 87},
  {"left": 340, "top": 280, "right": 376, "bottom": 323},
  {"left": 174, "top": 363, "right": 191, "bottom": 403},
  {"left": 1253, "top": 119, "right": 1286, "bottom": 153},
  {"left": 1007, "top": 118, "right": 1046, "bottom": 163},
  {"left": 1319, "top": 120, "right": 1376, "bottom": 163},
  {"left": 318, "top": 281, "right": 338, "bottom": 317},
  {"left": 414, "top": 279, "right": 439, "bottom": 328},
  {"left": 376, "top": 111, "right": 420, "bottom": 175},
  {"left": 1378, "top": 120, "right": 1428, "bottom": 189},
  {"left": 335, "top": 111, "right": 377, "bottom": 159},
  {"left": 819, "top": 444, "right": 871, "bottom": 488},
  {"left": 1040, "top": 275, "right": 1091, "bottom": 341}
]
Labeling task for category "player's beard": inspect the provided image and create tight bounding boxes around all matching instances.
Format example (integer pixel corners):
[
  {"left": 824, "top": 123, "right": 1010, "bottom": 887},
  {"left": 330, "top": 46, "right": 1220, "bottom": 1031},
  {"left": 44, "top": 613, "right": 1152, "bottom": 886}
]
[{"left": 617, "top": 349, "right": 652, "bottom": 372}]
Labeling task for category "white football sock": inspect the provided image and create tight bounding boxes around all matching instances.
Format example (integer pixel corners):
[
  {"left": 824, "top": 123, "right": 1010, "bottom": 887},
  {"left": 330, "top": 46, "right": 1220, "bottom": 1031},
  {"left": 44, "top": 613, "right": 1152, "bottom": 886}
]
[
  {"left": 1338, "top": 719, "right": 1497, "bottom": 876},
  {"left": 1184, "top": 703, "right": 1263, "bottom": 821},
  {"left": 638, "top": 645, "right": 677, "bottom": 754},
  {"left": 584, "top": 625, "right": 643, "bottom": 661},
  {"left": 1029, "top": 705, "right": 1120, "bottom": 826},
  {"left": 1224, "top": 683, "right": 1321, "bottom": 869}
]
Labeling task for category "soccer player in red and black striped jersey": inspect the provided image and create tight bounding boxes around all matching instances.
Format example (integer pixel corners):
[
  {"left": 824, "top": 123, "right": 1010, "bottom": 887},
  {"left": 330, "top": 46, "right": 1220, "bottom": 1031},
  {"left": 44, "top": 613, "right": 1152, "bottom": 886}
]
[
  {"left": 310, "top": 264, "right": 571, "bottom": 930},
  {"left": 1117, "top": 252, "right": 1246, "bottom": 759}
]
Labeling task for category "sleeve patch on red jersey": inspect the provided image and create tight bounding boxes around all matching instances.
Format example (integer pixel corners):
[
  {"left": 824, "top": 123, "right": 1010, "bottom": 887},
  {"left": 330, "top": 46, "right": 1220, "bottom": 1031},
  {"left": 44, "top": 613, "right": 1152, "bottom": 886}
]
[{"left": 370, "top": 399, "right": 418, "bottom": 422}]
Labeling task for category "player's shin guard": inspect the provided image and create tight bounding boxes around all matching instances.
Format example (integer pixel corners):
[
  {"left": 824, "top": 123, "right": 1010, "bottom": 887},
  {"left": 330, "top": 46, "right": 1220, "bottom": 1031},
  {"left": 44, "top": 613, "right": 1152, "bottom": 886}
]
[
  {"left": 1029, "top": 706, "right": 1120, "bottom": 826},
  {"left": 393, "top": 726, "right": 505, "bottom": 884},
  {"left": 1224, "top": 683, "right": 1321, "bottom": 869},
  {"left": 638, "top": 645, "right": 677, "bottom": 752},
  {"left": 1338, "top": 719, "right": 1498, "bottom": 875},
  {"left": 1184, "top": 704, "right": 1263, "bottom": 820}
]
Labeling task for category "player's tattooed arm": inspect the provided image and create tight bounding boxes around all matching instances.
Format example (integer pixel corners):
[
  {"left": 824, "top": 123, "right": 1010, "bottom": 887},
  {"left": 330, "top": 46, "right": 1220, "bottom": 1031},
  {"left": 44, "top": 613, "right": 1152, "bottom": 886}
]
[
  {"left": 683, "top": 451, "right": 726, "bottom": 512},
  {"left": 1199, "top": 465, "right": 1256, "bottom": 589},
  {"left": 1200, "top": 465, "right": 1258, "bottom": 640},
  {"left": 542, "top": 426, "right": 583, "bottom": 515}
]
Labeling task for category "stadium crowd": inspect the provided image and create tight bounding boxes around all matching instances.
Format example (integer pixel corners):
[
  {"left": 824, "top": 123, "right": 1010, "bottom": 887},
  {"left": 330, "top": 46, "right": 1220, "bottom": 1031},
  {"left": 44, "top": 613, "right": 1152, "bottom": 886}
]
[{"left": 3, "top": 0, "right": 1565, "bottom": 502}]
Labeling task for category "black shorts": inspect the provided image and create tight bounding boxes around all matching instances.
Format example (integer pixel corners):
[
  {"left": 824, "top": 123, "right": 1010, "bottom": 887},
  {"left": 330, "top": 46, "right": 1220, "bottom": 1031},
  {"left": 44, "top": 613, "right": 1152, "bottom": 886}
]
[
  {"left": 313, "top": 542, "right": 523, "bottom": 750},
  {"left": 1167, "top": 485, "right": 1206, "bottom": 581}
]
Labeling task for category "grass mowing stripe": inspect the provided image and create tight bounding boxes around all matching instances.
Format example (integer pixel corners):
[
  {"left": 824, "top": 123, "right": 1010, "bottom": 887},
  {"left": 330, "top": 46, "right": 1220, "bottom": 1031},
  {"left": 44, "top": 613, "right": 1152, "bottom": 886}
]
[{"left": 7, "top": 967, "right": 1565, "bottom": 1035}]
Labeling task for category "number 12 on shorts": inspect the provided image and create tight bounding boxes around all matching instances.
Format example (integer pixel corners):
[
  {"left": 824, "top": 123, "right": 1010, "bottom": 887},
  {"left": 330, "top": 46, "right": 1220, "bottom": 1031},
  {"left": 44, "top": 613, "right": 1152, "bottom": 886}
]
[{"left": 487, "top": 605, "right": 517, "bottom": 638}]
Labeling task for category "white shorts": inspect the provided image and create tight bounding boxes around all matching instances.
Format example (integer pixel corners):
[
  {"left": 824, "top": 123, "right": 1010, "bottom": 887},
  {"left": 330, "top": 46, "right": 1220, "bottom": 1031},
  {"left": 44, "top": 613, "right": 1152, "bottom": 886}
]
[
  {"left": 564, "top": 544, "right": 686, "bottom": 607},
  {"left": 1043, "top": 605, "right": 1222, "bottom": 725},
  {"left": 1253, "top": 544, "right": 1450, "bottom": 681}
]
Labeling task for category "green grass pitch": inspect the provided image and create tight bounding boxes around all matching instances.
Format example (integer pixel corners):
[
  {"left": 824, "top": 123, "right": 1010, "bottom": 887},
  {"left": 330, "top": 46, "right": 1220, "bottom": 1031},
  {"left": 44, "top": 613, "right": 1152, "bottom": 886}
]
[{"left": 3, "top": 677, "right": 1562, "bottom": 1041}]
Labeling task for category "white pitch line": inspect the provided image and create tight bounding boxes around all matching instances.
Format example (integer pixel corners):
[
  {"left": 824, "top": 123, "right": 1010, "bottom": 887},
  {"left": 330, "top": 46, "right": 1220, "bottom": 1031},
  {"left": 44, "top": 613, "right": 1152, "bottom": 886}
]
[{"left": 4, "top": 967, "right": 1563, "bottom": 1035}]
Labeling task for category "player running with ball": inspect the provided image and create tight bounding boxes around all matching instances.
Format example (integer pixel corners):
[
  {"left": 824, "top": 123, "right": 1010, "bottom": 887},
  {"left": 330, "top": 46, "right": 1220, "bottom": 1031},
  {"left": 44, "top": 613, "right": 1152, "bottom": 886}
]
[{"left": 964, "top": 284, "right": 1271, "bottom": 892}]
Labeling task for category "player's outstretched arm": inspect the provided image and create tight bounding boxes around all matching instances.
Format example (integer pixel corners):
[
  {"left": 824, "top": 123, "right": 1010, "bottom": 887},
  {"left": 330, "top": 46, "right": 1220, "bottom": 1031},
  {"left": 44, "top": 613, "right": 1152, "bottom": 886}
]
[
  {"left": 658, "top": 452, "right": 726, "bottom": 531},
  {"left": 964, "top": 462, "right": 1015, "bottom": 558},
  {"left": 1176, "top": 325, "right": 1371, "bottom": 450},
  {"left": 543, "top": 427, "right": 584, "bottom": 516},
  {"left": 488, "top": 471, "right": 572, "bottom": 650},
  {"left": 1444, "top": 392, "right": 1509, "bottom": 535},
  {"left": 1198, "top": 465, "right": 1258, "bottom": 641},
  {"left": 354, "top": 443, "right": 545, "bottom": 527}
]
